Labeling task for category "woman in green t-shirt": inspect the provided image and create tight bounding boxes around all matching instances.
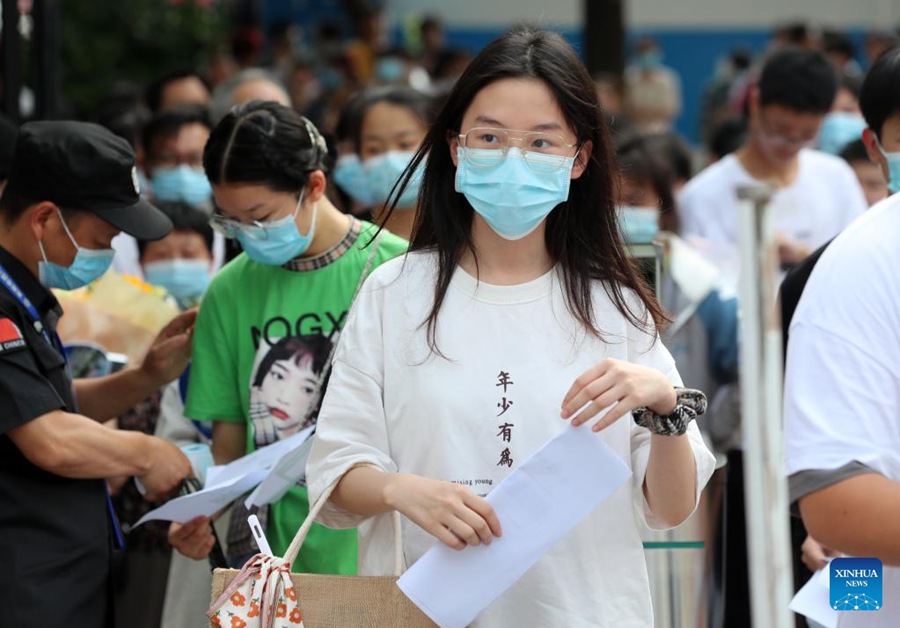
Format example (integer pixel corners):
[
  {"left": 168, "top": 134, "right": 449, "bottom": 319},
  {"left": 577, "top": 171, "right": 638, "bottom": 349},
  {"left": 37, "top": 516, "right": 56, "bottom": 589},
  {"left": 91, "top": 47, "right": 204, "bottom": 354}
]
[{"left": 167, "top": 101, "right": 407, "bottom": 572}]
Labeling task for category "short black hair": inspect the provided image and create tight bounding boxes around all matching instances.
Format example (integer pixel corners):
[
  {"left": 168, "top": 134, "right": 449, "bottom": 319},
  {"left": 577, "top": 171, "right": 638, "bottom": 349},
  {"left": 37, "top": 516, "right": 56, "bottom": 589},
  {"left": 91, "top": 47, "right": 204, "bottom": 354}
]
[
  {"left": 142, "top": 106, "right": 212, "bottom": 159},
  {"left": 774, "top": 22, "right": 815, "bottom": 47},
  {"left": 839, "top": 138, "right": 871, "bottom": 164},
  {"left": 432, "top": 48, "right": 471, "bottom": 80},
  {"left": 0, "top": 113, "right": 18, "bottom": 180},
  {"left": 0, "top": 188, "right": 35, "bottom": 225},
  {"left": 421, "top": 15, "right": 442, "bottom": 36},
  {"left": 136, "top": 200, "right": 214, "bottom": 258},
  {"left": 758, "top": 47, "right": 838, "bottom": 114},
  {"left": 145, "top": 70, "right": 211, "bottom": 113},
  {"left": 859, "top": 45, "right": 900, "bottom": 139},
  {"left": 641, "top": 132, "right": 693, "bottom": 183},
  {"left": 0, "top": 190, "right": 86, "bottom": 227},
  {"left": 729, "top": 48, "right": 752, "bottom": 72},
  {"left": 708, "top": 116, "right": 749, "bottom": 160},
  {"left": 823, "top": 29, "right": 856, "bottom": 60},
  {"left": 839, "top": 72, "right": 864, "bottom": 101}
]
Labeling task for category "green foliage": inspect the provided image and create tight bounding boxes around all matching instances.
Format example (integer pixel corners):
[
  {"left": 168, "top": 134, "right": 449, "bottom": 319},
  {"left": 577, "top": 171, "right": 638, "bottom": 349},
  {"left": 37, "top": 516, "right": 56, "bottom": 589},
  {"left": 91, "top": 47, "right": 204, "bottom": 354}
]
[{"left": 60, "top": 0, "right": 229, "bottom": 117}]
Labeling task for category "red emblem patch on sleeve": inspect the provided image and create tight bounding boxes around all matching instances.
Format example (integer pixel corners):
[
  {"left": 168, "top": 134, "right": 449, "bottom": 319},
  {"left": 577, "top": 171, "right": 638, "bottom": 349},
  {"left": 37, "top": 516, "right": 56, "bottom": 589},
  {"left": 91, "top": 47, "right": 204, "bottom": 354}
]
[{"left": 0, "top": 317, "right": 26, "bottom": 353}]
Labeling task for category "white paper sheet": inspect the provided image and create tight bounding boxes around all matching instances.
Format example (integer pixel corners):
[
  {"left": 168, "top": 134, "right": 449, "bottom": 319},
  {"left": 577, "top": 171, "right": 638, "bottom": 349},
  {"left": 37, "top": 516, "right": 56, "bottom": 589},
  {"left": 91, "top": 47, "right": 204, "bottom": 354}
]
[
  {"left": 397, "top": 424, "right": 632, "bottom": 628},
  {"left": 204, "top": 428, "right": 313, "bottom": 489},
  {"left": 245, "top": 427, "right": 316, "bottom": 508},
  {"left": 789, "top": 567, "right": 838, "bottom": 628},
  {"left": 134, "top": 427, "right": 315, "bottom": 527},
  {"left": 134, "top": 470, "right": 268, "bottom": 527}
]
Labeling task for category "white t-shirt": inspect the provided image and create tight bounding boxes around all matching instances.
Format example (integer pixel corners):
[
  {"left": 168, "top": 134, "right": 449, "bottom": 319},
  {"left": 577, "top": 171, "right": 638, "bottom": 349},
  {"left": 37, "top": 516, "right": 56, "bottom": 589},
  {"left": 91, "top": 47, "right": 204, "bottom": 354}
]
[
  {"left": 679, "top": 150, "right": 866, "bottom": 287},
  {"left": 784, "top": 193, "right": 900, "bottom": 628},
  {"left": 307, "top": 251, "right": 716, "bottom": 628}
]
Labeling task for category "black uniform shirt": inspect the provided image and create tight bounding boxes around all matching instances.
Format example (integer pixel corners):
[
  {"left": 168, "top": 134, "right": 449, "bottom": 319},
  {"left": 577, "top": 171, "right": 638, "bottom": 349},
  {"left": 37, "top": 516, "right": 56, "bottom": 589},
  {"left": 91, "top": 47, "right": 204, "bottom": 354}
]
[{"left": 0, "top": 245, "right": 111, "bottom": 627}]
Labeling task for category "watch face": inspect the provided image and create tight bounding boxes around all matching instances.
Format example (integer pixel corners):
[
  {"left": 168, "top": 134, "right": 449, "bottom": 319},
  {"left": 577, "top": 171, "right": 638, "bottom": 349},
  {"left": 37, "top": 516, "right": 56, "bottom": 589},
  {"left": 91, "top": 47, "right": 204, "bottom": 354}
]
[{"left": 64, "top": 343, "right": 112, "bottom": 378}]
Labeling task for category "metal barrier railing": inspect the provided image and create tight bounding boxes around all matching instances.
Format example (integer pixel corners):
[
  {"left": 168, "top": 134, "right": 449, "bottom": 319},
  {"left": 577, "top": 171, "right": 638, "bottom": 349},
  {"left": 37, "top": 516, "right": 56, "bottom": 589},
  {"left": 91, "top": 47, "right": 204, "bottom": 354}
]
[{"left": 736, "top": 185, "right": 793, "bottom": 628}]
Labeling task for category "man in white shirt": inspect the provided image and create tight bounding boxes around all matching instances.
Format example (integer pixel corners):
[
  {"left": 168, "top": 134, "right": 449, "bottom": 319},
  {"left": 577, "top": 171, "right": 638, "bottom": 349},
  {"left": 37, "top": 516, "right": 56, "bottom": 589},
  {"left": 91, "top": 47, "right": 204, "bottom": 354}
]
[
  {"left": 680, "top": 47, "right": 866, "bottom": 285},
  {"left": 785, "top": 46, "right": 900, "bottom": 628},
  {"left": 682, "top": 46, "right": 867, "bottom": 628}
]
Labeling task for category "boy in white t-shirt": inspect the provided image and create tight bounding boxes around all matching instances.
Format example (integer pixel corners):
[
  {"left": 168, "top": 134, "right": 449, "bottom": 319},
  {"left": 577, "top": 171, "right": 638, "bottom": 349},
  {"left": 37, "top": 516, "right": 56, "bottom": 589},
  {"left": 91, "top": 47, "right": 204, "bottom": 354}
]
[
  {"left": 785, "top": 46, "right": 900, "bottom": 628},
  {"left": 679, "top": 47, "right": 865, "bottom": 286}
]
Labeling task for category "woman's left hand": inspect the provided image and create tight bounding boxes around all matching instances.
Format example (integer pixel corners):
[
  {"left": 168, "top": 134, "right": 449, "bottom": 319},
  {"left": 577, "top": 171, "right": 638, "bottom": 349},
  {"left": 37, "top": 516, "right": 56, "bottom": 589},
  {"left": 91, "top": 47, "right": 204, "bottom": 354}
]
[{"left": 560, "top": 358, "right": 676, "bottom": 432}]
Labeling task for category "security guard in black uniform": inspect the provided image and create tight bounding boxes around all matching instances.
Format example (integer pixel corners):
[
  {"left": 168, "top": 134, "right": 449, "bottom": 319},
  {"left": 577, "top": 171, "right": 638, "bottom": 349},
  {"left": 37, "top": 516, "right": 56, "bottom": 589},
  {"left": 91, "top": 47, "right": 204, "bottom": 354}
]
[{"left": 0, "top": 121, "right": 195, "bottom": 627}]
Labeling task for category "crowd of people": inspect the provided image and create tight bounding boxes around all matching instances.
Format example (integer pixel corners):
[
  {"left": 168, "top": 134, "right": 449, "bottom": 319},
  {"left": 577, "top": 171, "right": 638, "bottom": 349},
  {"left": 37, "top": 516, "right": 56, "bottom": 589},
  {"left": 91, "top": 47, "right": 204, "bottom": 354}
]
[{"left": 2, "top": 9, "right": 900, "bottom": 628}]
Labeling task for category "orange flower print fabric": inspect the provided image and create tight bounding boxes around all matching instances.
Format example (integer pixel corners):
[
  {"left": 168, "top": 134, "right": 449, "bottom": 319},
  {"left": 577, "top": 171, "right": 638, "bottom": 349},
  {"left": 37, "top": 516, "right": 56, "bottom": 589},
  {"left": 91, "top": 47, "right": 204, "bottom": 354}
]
[
  {"left": 231, "top": 591, "right": 247, "bottom": 607},
  {"left": 208, "top": 554, "right": 304, "bottom": 628}
]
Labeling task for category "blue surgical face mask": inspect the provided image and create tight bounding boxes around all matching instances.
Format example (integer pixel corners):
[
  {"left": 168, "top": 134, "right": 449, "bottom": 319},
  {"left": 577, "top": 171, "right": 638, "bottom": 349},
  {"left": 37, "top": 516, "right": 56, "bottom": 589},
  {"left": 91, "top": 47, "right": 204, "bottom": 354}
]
[
  {"left": 363, "top": 150, "right": 422, "bottom": 209},
  {"left": 152, "top": 165, "right": 213, "bottom": 206},
  {"left": 333, "top": 154, "right": 376, "bottom": 205},
  {"left": 617, "top": 205, "right": 660, "bottom": 243},
  {"left": 636, "top": 50, "right": 663, "bottom": 69},
  {"left": 455, "top": 147, "right": 575, "bottom": 240},
  {"left": 375, "top": 57, "right": 406, "bottom": 84},
  {"left": 38, "top": 209, "right": 115, "bottom": 290},
  {"left": 237, "top": 192, "right": 318, "bottom": 265},
  {"left": 817, "top": 112, "right": 866, "bottom": 155},
  {"left": 318, "top": 67, "right": 343, "bottom": 91},
  {"left": 876, "top": 138, "right": 900, "bottom": 194},
  {"left": 143, "top": 258, "right": 211, "bottom": 306}
]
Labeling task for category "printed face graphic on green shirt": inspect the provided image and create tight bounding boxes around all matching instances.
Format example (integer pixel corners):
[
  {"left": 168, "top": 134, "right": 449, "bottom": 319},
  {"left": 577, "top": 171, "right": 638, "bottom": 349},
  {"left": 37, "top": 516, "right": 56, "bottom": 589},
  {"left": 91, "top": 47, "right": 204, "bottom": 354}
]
[{"left": 249, "top": 333, "right": 331, "bottom": 447}]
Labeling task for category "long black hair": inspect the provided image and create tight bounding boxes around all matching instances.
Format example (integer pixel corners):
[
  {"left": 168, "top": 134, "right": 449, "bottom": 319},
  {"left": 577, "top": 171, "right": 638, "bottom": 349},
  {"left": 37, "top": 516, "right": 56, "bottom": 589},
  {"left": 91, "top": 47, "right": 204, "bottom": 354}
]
[{"left": 382, "top": 27, "right": 665, "bottom": 349}]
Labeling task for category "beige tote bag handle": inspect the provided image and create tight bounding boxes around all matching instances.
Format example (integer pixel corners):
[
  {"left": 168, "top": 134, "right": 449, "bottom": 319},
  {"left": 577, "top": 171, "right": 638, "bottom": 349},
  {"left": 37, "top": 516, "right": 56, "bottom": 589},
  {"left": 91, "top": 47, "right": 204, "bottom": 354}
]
[{"left": 284, "top": 471, "right": 405, "bottom": 576}]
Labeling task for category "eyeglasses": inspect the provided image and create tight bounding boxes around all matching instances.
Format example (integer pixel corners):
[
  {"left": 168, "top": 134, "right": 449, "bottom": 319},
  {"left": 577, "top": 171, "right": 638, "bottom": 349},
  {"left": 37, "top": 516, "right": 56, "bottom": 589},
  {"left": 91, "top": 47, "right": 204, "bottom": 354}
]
[
  {"left": 457, "top": 127, "right": 580, "bottom": 172},
  {"left": 758, "top": 119, "right": 816, "bottom": 150},
  {"left": 209, "top": 195, "right": 302, "bottom": 241},
  {"left": 210, "top": 213, "right": 268, "bottom": 240}
]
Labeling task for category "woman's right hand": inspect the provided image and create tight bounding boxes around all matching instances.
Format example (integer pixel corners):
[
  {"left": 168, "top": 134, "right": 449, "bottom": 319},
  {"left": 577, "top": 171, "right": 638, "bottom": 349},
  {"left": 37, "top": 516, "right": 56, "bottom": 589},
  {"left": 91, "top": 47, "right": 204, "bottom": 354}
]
[{"left": 383, "top": 474, "right": 502, "bottom": 551}]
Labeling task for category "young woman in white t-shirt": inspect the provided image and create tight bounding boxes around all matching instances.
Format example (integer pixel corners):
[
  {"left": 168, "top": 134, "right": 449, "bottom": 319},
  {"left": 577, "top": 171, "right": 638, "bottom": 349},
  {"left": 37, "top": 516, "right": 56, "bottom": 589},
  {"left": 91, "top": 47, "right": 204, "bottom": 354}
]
[{"left": 307, "top": 27, "right": 716, "bottom": 627}]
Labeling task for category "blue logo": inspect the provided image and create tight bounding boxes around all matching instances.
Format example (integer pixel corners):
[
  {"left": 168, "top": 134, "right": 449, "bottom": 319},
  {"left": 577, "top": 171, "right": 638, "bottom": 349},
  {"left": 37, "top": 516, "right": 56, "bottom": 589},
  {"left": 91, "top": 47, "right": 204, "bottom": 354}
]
[{"left": 830, "top": 557, "right": 883, "bottom": 611}]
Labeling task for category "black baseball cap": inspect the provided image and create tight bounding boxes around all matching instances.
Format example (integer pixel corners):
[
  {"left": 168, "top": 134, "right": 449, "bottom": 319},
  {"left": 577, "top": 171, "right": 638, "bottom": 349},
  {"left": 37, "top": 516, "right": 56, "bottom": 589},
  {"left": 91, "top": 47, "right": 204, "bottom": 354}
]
[{"left": 6, "top": 120, "right": 173, "bottom": 240}]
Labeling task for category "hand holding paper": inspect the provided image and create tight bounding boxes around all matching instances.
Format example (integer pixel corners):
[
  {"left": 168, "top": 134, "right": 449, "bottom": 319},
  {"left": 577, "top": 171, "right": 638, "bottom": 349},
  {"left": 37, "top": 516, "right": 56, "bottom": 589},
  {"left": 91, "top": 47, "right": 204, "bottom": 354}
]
[
  {"left": 397, "top": 424, "right": 631, "bottom": 628},
  {"left": 135, "top": 426, "right": 315, "bottom": 527}
]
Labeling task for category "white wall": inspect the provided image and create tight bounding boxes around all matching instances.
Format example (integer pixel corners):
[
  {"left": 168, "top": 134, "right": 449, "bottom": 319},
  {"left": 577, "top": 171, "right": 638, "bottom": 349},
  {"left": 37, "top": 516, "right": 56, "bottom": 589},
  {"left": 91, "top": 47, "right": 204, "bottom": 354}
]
[
  {"left": 388, "top": 0, "right": 580, "bottom": 28},
  {"left": 389, "top": 0, "right": 900, "bottom": 29},
  {"left": 628, "top": 0, "right": 900, "bottom": 28}
]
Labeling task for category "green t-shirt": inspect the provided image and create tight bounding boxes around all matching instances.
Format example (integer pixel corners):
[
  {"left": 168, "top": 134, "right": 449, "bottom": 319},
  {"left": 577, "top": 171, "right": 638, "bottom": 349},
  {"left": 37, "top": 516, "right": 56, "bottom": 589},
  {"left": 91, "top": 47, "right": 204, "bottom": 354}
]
[{"left": 185, "top": 221, "right": 407, "bottom": 571}]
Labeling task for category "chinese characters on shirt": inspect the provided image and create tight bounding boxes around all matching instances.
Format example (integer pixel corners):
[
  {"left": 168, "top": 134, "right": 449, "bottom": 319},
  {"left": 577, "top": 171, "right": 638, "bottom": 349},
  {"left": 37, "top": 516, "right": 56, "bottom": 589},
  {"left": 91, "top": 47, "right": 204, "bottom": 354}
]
[{"left": 495, "top": 370, "right": 515, "bottom": 468}]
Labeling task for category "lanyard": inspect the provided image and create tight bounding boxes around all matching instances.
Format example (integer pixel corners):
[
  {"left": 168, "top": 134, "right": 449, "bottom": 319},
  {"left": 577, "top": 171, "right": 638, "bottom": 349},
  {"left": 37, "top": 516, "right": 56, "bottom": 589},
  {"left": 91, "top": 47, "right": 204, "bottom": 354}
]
[
  {"left": 0, "top": 260, "right": 125, "bottom": 549},
  {"left": 0, "top": 260, "right": 64, "bottom": 355}
]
